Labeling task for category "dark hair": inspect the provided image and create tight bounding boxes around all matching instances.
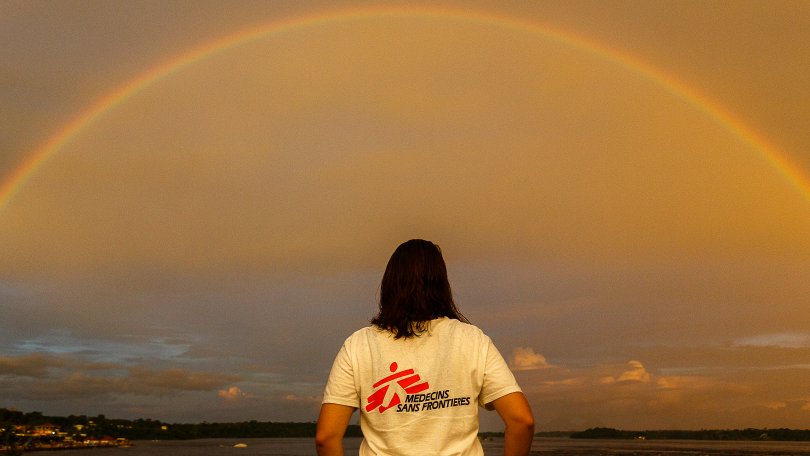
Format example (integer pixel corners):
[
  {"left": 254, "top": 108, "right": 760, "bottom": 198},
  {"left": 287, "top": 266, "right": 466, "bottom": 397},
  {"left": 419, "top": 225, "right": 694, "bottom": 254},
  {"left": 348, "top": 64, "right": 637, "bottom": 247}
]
[{"left": 371, "top": 239, "right": 469, "bottom": 338}]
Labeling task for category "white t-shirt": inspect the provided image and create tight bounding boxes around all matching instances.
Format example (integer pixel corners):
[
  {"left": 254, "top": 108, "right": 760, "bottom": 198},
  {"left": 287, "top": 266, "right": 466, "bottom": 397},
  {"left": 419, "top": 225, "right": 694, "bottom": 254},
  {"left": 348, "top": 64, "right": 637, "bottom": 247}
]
[{"left": 322, "top": 317, "right": 522, "bottom": 456}]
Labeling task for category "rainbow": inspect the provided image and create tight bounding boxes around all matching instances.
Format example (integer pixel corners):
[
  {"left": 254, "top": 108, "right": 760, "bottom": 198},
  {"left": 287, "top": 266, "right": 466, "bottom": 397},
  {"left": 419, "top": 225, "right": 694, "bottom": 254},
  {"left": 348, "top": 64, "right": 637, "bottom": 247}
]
[{"left": 2, "top": 5, "right": 808, "bottom": 212}]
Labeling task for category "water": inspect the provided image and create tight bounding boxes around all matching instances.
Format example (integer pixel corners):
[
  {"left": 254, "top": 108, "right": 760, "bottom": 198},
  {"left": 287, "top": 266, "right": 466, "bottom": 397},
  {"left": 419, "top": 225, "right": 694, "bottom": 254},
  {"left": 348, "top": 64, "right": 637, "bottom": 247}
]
[{"left": 27, "top": 437, "right": 810, "bottom": 455}]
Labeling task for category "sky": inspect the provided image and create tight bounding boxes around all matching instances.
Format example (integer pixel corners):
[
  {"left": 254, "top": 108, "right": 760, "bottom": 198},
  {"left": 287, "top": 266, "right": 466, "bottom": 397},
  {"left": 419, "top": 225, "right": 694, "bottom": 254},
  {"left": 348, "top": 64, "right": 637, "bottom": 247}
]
[{"left": 1, "top": 0, "right": 809, "bottom": 432}]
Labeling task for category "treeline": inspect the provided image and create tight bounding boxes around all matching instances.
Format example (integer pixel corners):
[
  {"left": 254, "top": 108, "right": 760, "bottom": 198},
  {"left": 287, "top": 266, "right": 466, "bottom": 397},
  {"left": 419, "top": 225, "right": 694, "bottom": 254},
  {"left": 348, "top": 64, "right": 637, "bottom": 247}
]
[
  {"left": 119, "top": 420, "right": 363, "bottom": 440},
  {"left": 570, "top": 427, "right": 810, "bottom": 441},
  {"left": 0, "top": 408, "right": 361, "bottom": 440}
]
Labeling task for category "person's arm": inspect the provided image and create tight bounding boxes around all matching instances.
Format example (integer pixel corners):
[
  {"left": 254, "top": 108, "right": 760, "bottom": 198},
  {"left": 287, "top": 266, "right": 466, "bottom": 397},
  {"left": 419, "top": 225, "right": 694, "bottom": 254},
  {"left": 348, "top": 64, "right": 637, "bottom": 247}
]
[
  {"left": 490, "top": 392, "right": 534, "bottom": 456},
  {"left": 315, "top": 403, "right": 356, "bottom": 456}
]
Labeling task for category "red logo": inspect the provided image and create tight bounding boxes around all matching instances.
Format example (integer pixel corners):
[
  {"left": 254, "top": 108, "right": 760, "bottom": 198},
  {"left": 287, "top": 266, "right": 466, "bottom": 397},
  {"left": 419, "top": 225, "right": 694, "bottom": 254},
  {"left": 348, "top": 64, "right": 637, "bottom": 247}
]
[{"left": 365, "top": 362, "right": 429, "bottom": 413}]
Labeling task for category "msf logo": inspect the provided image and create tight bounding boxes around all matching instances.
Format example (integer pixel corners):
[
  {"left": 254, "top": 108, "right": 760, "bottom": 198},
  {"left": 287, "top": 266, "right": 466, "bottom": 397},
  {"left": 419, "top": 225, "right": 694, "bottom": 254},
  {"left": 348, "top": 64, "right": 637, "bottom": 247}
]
[{"left": 365, "top": 362, "right": 429, "bottom": 413}]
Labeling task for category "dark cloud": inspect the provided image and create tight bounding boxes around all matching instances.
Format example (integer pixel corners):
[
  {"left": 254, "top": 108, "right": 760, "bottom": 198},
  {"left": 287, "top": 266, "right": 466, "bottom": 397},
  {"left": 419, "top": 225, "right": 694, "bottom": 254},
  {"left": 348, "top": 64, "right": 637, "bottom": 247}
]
[
  {"left": 0, "top": 353, "right": 240, "bottom": 401},
  {"left": 0, "top": 353, "right": 67, "bottom": 377}
]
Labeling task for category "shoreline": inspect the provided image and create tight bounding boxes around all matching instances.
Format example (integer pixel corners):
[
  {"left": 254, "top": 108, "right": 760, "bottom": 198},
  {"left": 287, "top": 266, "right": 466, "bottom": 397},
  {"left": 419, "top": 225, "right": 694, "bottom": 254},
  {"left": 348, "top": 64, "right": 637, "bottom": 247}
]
[{"left": 0, "top": 440, "right": 132, "bottom": 453}]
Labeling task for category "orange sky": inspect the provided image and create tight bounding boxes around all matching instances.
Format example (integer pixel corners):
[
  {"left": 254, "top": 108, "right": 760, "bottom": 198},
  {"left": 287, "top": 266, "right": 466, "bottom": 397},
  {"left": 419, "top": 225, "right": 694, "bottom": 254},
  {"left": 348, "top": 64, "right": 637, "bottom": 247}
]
[{"left": 1, "top": 0, "right": 809, "bottom": 431}]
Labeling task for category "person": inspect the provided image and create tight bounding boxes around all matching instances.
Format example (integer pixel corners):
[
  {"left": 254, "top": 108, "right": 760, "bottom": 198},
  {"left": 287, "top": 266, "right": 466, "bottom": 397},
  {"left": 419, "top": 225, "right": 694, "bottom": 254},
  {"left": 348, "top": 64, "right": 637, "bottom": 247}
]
[{"left": 316, "top": 239, "right": 534, "bottom": 456}]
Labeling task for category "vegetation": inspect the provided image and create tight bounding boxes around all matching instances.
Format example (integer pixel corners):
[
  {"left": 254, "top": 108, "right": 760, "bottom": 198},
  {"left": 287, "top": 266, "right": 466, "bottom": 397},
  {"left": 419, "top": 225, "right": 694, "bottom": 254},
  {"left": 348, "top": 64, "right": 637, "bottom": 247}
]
[
  {"left": 570, "top": 427, "right": 810, "bottom": 441},
  {"left": 534, "top": 430, "right": 577, "bottom": 438},
  {"left": 6, "top": 409, "right": 810, "bottom": 442},
  {"left": 0, "top": 408, "right": 361, "bottom": 442}
]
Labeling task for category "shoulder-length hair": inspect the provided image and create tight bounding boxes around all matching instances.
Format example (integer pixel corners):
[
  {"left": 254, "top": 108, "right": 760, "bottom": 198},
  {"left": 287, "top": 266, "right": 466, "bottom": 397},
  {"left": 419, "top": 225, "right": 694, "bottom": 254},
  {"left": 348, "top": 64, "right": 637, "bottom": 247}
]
[{"left": 371, "top": 239, "right": 468, "bottom": 338}]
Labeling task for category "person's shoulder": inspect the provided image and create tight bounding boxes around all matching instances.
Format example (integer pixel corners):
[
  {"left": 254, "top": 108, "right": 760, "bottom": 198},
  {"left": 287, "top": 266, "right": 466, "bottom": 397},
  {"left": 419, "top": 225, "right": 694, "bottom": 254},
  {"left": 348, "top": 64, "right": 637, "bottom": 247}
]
[
  {"left": 442, "top": 317, "right": 480, "bottom": 330},
  {"left": 440, "top": 318, "right": 487, "bottom": 338},
  {"left": 344, "top": 325, "right": 389, "bottom": 344}
]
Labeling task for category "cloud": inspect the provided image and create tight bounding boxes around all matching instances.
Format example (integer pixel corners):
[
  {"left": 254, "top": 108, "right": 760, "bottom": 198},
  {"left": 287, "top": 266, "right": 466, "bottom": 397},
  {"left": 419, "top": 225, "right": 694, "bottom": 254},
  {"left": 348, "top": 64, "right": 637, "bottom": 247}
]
[
  {"left": 655, "top": 375, "right": 725, "bottom": 391},
  {"left": 734, "top": 332, "right": 810, "bottom": 348},
  {"left": 127, "top": 367, "right": 239, "bottom": 393},
  {"left": 283, "top": 394, "right": 321, "bottom": 404},
  {"left": 0, "top": 354, "right": 240, "bottom": 401},
  {"left": 0, "top": 353, "right": 64, "bottom": 377},
  {"left": 510, "top": 347, "right": 550, "bottom": 371},
  {"left": 516, "top": 356, "right": 810, "bottom": 430},
  {"left": 0, "top": 353, "right": 115, "bottom": 377},
  {"left": 617, "top": 360, "right": 652, "bottom": 383},
  {"left": 600, "top": 360, "right": 651, "bottom": 384},
  {"left": 218, "top": 386, "right": 247, "bottom": 400}
]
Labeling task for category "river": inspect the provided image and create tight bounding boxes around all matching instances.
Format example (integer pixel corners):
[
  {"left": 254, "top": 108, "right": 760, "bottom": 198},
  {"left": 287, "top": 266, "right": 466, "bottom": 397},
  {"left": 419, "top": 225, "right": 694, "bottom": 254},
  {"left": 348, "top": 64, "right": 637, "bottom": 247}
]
[{"left": 26, "top": 436, "right": 810, "bottom": 455}]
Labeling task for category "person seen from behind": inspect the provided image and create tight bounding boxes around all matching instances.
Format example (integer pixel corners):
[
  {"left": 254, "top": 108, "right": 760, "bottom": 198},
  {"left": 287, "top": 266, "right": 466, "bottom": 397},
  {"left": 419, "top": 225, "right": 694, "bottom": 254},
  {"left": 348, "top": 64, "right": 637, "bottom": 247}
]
[{"left": 316, "top": 239, "right": 534, "bottom": 455}]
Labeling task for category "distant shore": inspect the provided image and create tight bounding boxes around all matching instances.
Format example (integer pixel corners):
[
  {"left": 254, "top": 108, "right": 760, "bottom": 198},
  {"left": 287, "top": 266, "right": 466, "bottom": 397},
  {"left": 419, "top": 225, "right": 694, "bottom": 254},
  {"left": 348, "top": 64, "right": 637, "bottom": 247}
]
[{"left": 568, "top": 427, "right": 810, "bottom": 441}]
